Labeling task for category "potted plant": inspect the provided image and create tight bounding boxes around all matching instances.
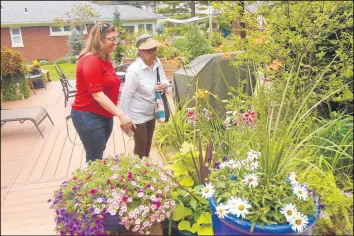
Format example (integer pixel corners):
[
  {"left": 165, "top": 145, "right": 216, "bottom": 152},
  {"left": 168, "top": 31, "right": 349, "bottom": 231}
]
[
  {"left": 48, "top": 153, "right": 177, "bottom": 235},
  {"left": 203, "top": 153, "right": 319, "bottom": 235}
]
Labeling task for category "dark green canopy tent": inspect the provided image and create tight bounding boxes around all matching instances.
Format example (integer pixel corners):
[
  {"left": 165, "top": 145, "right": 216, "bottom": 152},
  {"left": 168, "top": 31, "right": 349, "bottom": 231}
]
[{"left": 172, "top": 52, "right": 257, "bottom": 116}]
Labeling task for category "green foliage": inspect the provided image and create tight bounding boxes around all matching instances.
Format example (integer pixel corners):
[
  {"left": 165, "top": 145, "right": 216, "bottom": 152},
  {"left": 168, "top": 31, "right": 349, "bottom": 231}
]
[
  {"left": 300, "top": 169, "right": 353, "bottom": 235},
  {"left": 172, "top": 24, "right": 213, "bottom": 64},
  {"left": 214, "top": 1, "right": 353, "bottom": 103},
  {"left": 67, "top": 30, "right": 84, "bottom": 56},
  {"left": 1, "top": 75, "right": 30, "bottom": 101},
  {"left": 211, "top": 32, "right": 223, "bottom": 47},
  {"left": 112, "top": 7, "right": 125, "bottom": 64}
]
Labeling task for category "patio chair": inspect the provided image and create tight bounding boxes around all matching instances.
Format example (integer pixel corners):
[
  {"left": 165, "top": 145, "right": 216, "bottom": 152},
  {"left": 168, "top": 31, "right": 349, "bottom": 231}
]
[
  {"left": 1, "top": 107, "right": 54, "bottom": 138},
  {"left": 25, "top": 68, "right": 47, "bottom": 95},
  {"left": 53, "top": 63, "right": 77, "bottom": 107}
]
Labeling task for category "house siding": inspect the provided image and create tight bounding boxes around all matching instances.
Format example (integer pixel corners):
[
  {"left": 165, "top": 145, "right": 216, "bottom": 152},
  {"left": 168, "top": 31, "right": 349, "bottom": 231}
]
[{"left": 1, "top": 26, "right": 69, "bottom": 61}]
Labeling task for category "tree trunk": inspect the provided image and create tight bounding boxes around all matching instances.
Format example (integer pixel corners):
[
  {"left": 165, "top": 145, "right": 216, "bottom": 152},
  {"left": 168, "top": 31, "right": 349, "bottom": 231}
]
[
  {"left": 239, "top": 1, "right": 246, "bottom": 38},
  {"left": 190, "top": 1, "right": 196, "bottom": 17}
]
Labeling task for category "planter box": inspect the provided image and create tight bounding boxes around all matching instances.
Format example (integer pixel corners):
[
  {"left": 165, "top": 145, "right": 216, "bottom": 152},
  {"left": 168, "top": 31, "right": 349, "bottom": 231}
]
[{"left": 209, "top": 197, "right": 317, "bottom": 235}]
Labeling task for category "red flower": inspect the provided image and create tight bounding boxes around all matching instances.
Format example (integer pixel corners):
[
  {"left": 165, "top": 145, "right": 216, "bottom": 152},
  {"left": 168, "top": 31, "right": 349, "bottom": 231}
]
[
  {"left": 73, "top": 176, "right": 77, "bottom": 181},
  {"left": 122, "top": 196, "right": 128, "bottom": 203},
  {"left": 128, "top": 171, "right": 134, "bottom": 181},
  {"left": 72, "top": 186, "right": 78, "bottom": 191},
  {"left": 90, "top": 189, "right": 97, "bottom": 195},
  {"left": 146, "top": 184, "right": 151, "bottom": 188},
  {"left": 110, "top": 186, "right": 115, "bottom": 189},
  {"left": 242, "top": 111, "right": 256, "bottom": 124},
  {"left": 107, "top": 179, "right": 111, "bottom": 185},
  {"left": 119, "top": 177, "right": 124, "bottom": 183}
]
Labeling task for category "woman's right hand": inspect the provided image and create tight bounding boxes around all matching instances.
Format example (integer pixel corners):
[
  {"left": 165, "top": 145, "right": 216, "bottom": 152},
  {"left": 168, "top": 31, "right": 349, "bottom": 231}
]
[{"left": 119, "top": 114, "right": 136, "bottom": 131}]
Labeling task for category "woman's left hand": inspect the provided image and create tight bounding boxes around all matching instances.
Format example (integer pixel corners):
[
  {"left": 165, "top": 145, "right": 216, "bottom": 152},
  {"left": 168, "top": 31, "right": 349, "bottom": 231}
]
[{"left": 156, "top": 82, "right": 164, "bottom": 92}]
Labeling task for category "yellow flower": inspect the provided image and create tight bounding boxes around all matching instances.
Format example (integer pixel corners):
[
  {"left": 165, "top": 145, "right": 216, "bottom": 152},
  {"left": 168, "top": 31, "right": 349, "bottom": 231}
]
[{"left": 197, "top": 89, "right": 208, "bottom": 99}]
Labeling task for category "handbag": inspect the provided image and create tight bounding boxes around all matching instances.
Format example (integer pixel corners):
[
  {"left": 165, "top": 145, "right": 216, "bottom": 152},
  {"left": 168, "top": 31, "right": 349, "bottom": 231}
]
[{"left": 155, "top": 67, "right": 170, "bottom": 123}]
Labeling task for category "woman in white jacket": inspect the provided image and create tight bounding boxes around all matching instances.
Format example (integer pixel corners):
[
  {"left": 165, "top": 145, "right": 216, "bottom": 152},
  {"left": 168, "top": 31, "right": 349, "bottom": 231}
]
[{"left": 120, "top": 34, "right": 169, "bottom": 159}]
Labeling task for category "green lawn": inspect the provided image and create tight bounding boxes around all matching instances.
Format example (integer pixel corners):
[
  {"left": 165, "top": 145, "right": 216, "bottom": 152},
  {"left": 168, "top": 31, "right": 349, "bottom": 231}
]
[{"left": 42, "top": 63, "right": 76, "bottom": 81}]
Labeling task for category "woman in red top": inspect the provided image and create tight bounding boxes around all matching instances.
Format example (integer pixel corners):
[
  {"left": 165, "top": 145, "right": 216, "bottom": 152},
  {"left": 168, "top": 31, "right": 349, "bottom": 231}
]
[{"left": 71, "top": 22, "right": 135, "bottom": 163}]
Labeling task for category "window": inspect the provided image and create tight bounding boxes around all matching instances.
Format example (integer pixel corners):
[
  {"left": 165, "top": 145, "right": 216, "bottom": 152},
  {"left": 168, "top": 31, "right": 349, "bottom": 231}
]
[
  {"left": 146, "top": 24, "right": 153, "bottom": 32},
  {"left": 123, "top": 26, "right": 135, "bottom": 33},
  {"left": 10, "top": 28, "right": 24, "bottom": 47},
  {"left": 138, "top": 24, "right": 145, "bottom": 31},
  {"left": 50, "top": 25, "right": 87, "bottom": 36}
]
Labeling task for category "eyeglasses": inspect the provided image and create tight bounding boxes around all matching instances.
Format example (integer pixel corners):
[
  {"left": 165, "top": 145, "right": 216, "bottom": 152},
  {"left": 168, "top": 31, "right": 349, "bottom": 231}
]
[
  {"left": 104, "top": 37, "right": 121, "bottom": 43},
  {"left": 100, "top": 23, "right": 111, "bottom": 34}
]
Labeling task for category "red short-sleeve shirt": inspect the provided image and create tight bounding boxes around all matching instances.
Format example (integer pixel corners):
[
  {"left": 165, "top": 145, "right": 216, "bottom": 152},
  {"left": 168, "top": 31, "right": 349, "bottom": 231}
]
[{"left": 72, "top": 54, "right": 120, "bottom": 117}]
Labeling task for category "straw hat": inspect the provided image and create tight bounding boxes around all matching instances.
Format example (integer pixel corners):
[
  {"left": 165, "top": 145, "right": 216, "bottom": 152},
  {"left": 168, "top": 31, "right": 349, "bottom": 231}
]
[{"left": 136, "top": 34, "right": 162, "bottom": 50}]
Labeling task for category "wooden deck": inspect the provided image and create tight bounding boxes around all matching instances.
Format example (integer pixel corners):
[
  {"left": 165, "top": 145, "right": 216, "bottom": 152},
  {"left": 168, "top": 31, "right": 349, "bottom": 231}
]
[{"left": 1, "top": 81, "right": 168, "bottom": 235}]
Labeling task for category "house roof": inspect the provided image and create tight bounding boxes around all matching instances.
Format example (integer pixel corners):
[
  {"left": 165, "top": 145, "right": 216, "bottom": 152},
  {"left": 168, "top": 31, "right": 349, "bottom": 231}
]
[{"left": 1, "top": 1, "right": 163, "bottom": 26}]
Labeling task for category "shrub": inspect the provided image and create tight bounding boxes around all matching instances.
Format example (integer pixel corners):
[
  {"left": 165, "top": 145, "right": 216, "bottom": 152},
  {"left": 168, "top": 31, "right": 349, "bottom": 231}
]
[
  {"left": 1, "top": 46, "right": 30, "bottom": 101},
  {"left": 211, "top": 32, "right": 223, "bottom": 47},
  {"left": 1, "top": 46, "right": 26, "bottom": 77}
]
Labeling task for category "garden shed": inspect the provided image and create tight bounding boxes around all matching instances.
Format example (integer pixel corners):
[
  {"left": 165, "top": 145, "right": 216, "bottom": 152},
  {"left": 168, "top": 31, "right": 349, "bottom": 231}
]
[{"left": 172, "top": 52, "right": 256, "bottom": 116}]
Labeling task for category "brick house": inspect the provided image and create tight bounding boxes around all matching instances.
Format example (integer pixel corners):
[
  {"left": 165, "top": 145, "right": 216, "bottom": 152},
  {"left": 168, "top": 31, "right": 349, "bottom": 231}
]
[{"left": 1, "top": 1, "right": 165, "bottom": 61}]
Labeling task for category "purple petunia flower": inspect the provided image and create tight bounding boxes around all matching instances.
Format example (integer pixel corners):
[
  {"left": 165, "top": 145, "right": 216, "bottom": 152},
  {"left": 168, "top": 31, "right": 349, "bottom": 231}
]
[
  {"left": 214, "top": 162, "right": 220, "bottom": 169},
  {"left": 222, "top": 156, "right": 229, "bottom": 162}
]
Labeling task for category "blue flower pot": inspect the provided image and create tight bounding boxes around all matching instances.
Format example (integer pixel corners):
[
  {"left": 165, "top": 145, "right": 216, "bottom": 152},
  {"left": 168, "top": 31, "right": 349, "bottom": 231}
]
[{"left": 209, "top": 197, "right": 317, "bottom": 235}]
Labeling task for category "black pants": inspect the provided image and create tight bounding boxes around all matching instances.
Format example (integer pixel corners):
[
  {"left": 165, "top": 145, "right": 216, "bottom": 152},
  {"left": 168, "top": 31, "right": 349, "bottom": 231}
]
[{"left": 132, "top": 119, "right": 156, "bottom": 159}]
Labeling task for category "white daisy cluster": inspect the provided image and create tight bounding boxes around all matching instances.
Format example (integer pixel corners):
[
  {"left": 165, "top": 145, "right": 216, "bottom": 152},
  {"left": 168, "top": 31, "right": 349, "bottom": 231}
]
[
  {"left": 279, "top": 171, "right": 312, "bottom": 233},
  {"left": 280, "top": 203, "right": 309, "bottom": 233},
  {"left": 288, "top": 172, "right": 309, "bottom": 201},
  {"left": 215, "top": 196, "right": 252, "bottom": 219}
]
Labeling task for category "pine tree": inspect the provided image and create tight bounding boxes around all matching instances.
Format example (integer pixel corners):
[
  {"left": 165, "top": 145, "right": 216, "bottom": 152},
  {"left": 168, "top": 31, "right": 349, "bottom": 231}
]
[{"left": 67, "top": 29, "right": 84, "bottom": 56}]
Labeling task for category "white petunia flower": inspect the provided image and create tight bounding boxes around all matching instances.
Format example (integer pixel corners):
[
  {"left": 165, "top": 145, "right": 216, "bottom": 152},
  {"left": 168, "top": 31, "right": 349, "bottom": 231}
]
[
  {"left": 289, "top": 212, "right": 309, "bottom": 233},
  {"left": 97, "top": 198, "right": 103, "bottom": 203},
  {"left": 201, "top": 183, "right": 215, "bottom": 199},
  {"left": 243, "top": 174, "right": 259, "bottom": 188},
  {"left": 215, "top": 203, "right": 229, "bottom": 218},
  {"left": 227, "top": 197, "right": 251, "bottom": 219},
  {"left": 112, "top": 174, "right": 118, "bottom": 179},
  {"left": 292, "top": 185, "right": 308, "bottom": 200},
  {"left": 280, "top": 203, "right": 299, "bottom": 222},
  {"left": 288, "top": 171, "right": 299, "bottom": 186}
]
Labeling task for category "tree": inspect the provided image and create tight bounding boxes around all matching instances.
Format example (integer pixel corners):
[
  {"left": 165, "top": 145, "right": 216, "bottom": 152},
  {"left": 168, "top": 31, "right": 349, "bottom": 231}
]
[
  {"left": 68, "top": 30, "right": 85, "bottom": 56},
  {"left": 112, "top": 8, "right": 125, "bottom": 64},
  {"left": 54, "top": 3, "right": 100, "bottom": 33}
]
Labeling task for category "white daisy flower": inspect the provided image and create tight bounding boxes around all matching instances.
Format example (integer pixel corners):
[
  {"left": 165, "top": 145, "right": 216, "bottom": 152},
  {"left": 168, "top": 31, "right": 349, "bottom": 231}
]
[
  {"left": 248, "top": 161, "right": 259, "bottom": 171},
  {"left": 280, "top": 203, "right": 299, "bottom": 222},
  {"left": 292, "top": 185, "right": 308, "bottom": 200},
  {"left": 288, "top": 171, "right": 299, "bottom": 186},
  {"left": 228, "top": 198, "right": 251, "bottom": 219},
  {"left": 220, "top": 162, "right": 228, "bottom": 169},
  {"left": 243, "top": 174, "right": 259, "bottom": 188},
  {"left": 201, "top": 183, "right": 215, "bottom": 199},
  {"left": 215, "top": 203, "right": 229, "bottom": 218},
  {"left": 289, "top": 212, "right": 309, "bottom": 233},
  {"left": 246, "top": 149, "right": 261, "bottom": 160},
  {"left": 232, "top": 161, "right": 242, "bottom": 170}
]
